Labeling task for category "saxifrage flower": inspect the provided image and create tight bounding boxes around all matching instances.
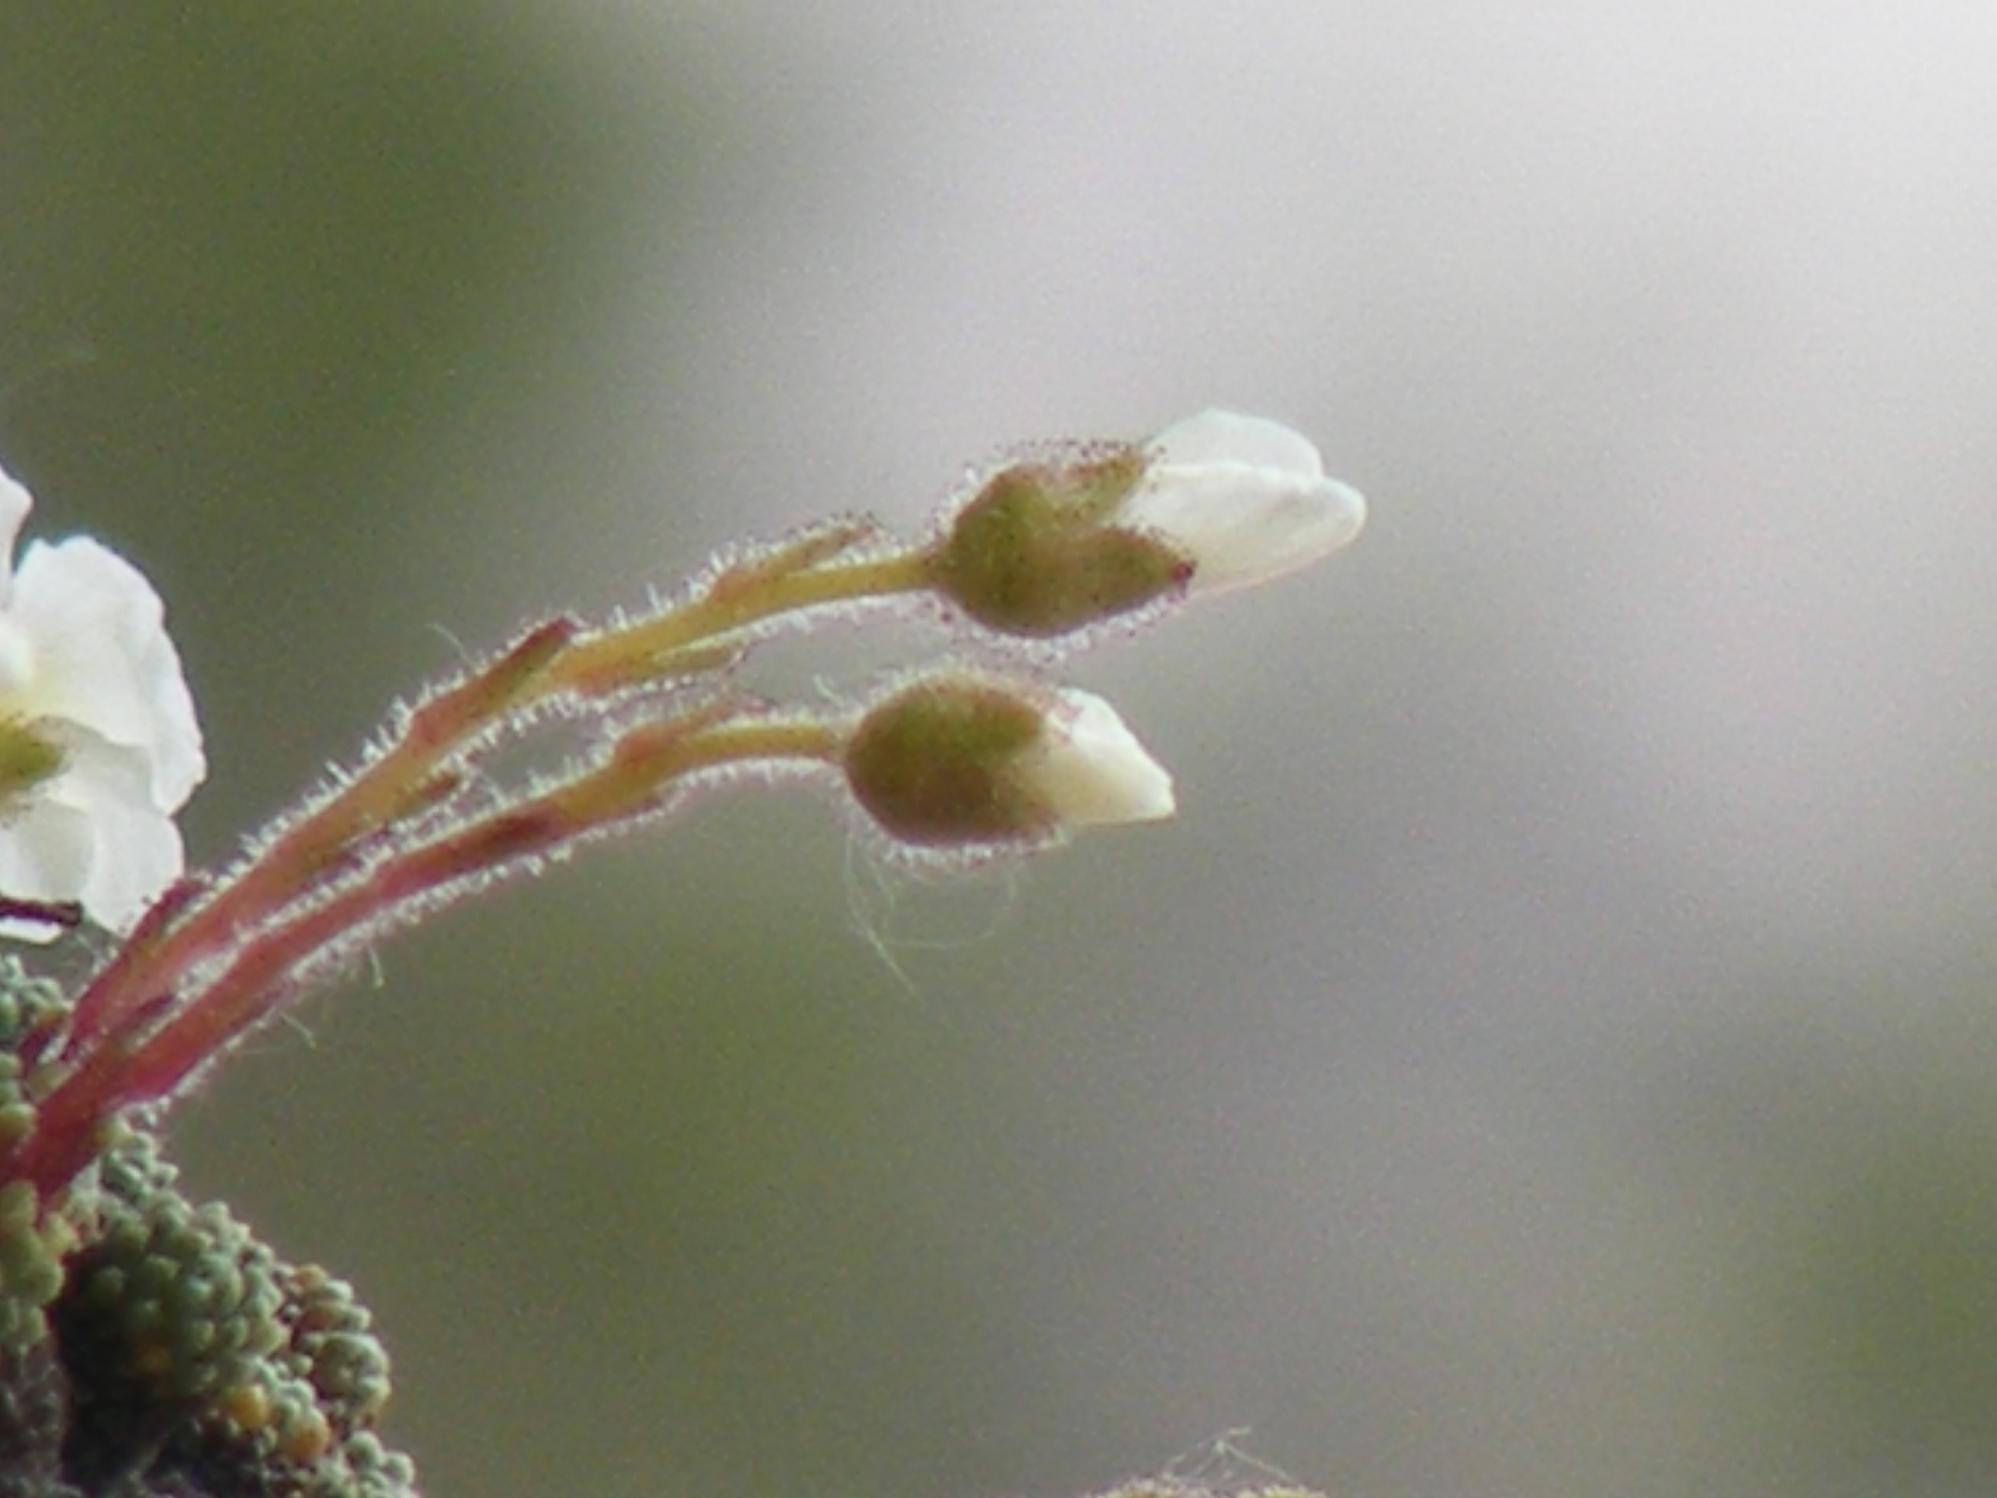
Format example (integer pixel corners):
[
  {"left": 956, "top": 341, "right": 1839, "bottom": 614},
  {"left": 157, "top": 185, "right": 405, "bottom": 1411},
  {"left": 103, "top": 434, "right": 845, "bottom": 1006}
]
[{"left": 0, "top": 463, "right": 204, "bottom": 937}]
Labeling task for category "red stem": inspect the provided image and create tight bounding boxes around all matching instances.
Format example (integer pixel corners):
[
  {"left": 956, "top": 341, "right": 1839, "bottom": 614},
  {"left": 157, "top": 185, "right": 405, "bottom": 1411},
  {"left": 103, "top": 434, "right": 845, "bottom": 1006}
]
[
  {"left": 15, "top": 706, "right": 781, "bottom": 1200},
  {"left": 60, "top": 617, "right": 578, "bottom": 1064},
  {"left": 18, "top": 808, "right": 570, "bottom": 1198},
  {"left": 0, "top": 897, "right": 83, "bottom": 931}
]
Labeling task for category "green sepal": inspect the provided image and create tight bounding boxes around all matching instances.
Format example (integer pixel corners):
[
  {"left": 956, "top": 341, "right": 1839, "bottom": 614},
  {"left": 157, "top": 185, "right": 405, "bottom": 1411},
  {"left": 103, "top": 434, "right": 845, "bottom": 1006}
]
[
  {"left": 846, "top": 680, "right": 1049, "bottom": 844},
  {"left": 936, "top": 448, "right": 1191, "bottom": 636}
]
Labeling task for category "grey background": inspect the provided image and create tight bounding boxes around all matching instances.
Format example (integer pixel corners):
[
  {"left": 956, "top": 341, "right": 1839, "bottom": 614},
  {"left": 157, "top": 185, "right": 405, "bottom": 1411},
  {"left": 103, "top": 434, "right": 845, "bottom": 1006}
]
[{"left": 5, "top": 4, "right": 1997, "bottom": 1496}]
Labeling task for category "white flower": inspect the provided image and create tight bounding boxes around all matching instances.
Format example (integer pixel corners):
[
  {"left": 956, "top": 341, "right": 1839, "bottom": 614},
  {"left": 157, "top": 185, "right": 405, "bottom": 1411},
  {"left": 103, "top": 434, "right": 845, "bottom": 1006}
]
[
  {"left": 1022, "top": 688, "right": 1175, "bottom": 828},
  {"left": 1124, "top": 408, "right": 1367, "bottom": 595},
  {"left": 0, "top": 462, "right": 204, "bottom": 938}
]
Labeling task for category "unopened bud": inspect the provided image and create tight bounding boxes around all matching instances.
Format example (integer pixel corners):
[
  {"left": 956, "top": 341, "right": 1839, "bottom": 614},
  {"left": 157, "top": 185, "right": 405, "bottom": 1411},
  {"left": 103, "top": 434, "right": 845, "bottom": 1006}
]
[
  {"left": 845, "top": 674, "right": 1174, "bottom": 847},
  {"left": 934, "top": 447, "right": 1192, "bottom": 637},
  {"left": 934, "top": 411, "right": 1364, "bottom": 636}
]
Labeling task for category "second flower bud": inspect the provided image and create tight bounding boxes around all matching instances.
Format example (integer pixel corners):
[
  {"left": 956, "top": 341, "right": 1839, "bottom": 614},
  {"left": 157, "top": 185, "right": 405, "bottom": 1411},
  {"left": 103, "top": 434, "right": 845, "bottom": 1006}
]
[{"left": 844, "top": 673, "right": 1175, "bottom": 849}]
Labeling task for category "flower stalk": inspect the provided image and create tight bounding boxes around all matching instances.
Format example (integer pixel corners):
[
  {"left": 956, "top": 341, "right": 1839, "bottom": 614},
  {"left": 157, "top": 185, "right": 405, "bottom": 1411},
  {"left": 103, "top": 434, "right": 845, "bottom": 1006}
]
[
  {"left": 18, "top": 706, "right": 846, "bottom": 1197},
  {"left": 58, "top": 617, "right": 584, "bottom": 1062},
  {"left": 5, "top": 408, "right": 1365, "bottom": 1213},
  {"left": 60, "top": 535, "right": 935, "bottom": 1068},
  {"left": 545, "top": 521, "right": 933, "bottom": 695}
]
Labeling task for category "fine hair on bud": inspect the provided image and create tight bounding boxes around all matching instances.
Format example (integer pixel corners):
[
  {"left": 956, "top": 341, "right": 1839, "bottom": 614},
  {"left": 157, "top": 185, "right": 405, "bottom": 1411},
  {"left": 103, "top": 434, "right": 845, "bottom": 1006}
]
[
  {"left": 843, "top": 668, "right": 1175, "bottom": 855},
  {"left": 934, "top": 443, "right": 1194, "bottom": 639},
  {"left": 845, "top": 674, "right": 1053, "bottom": 848}
]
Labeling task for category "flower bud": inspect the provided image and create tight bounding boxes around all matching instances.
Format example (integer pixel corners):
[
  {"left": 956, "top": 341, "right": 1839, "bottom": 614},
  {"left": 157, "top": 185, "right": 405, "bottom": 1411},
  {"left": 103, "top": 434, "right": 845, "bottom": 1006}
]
[
  {"left": 844, "top": 674, "right": 1174, "bottom": 847},
  {"left": 934, "top": 446, "right": 1191, "bottom": 638},
  {"left": 934, "top": 411, "right": 1364, "bottom": 636}
]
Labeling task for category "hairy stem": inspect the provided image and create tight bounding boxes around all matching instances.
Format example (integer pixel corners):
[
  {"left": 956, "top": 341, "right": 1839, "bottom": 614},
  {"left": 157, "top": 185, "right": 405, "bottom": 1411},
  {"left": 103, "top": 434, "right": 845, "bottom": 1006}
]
[
  {"left": 62, "top": 541, "right": 934, "bottom": 1070},
  {"left": 18, "top": 713, "right": 843, "bottom": 1199},
  {"left": 60, "top": 618, "right": 582, "bottom": 1062}
]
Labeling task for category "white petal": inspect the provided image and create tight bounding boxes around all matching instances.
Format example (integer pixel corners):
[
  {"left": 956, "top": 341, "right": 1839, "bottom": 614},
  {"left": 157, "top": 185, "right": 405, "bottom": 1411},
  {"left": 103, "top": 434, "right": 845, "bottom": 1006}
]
[
  {"left": 1123, "top": 411, "right": 1367, "bottom": 596},
  {"left": 1024, "top": 689, "right": 1176, "bottom": 827},
  {"left": 65, "top": 784, "right": 185, "bottom": 937},
  {"left": 0, "top": 463, "right": 31, "bottom": 606},
  {"left": 1123, "top": 462, "right": 1367, "bottom": 595},
  {"left": 11, "top": 536, "right": 205, "bottom": 810},
  {"left": 1148, "top": 409, "right": 1325, "bottom": 477},
  {"left": 0, "top": 616, "right": 37, "bottom": 699},
  {"left": 42, "top": 732, "right": 185, "bottom": 933},
  {"left": 0, "top": 791, "right": 93, "bottom": 942}
]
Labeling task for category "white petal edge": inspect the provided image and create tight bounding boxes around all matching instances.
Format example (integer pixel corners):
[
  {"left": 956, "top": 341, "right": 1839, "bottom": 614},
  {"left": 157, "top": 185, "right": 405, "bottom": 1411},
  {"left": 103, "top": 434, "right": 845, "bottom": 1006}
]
[
  {"left": 1025, "top": 689, "right": 1176, "bottom": 828},
  {"left": 1122, "top": 462, "right": 1367, "bottom": 595},
  {"left": 0, "top": 463, "right": 30, "bottom": 606},
  {"left": 1147, "top": 409, "right": 1325, "bottom": 477}
]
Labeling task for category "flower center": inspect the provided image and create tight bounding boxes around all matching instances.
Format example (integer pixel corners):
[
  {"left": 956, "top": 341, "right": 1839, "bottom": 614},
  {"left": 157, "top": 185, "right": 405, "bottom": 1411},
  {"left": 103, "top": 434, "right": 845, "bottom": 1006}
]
[{"left": 0, "top": 717, "right": 63, "bottom": 809}]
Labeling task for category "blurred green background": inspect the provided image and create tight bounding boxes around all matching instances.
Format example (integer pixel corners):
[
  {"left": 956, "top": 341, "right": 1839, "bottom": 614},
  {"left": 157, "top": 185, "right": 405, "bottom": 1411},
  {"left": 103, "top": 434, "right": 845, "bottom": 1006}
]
[{"left": 7, "top": 4, "right": 1997, "bottom": 1496}]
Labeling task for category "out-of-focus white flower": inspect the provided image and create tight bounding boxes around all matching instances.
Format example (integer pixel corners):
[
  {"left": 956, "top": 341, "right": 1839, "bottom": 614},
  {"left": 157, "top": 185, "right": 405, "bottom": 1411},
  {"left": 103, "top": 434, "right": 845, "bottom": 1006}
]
[
  {"left": 1124, "top": 408, "right": 1367, "bottom": 595},
  {"left": 844, "top": 672, "right": 1173, "bottom": 846},
  {"left": 0, "top": 463, "right": 204, "bottom": 938}
]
